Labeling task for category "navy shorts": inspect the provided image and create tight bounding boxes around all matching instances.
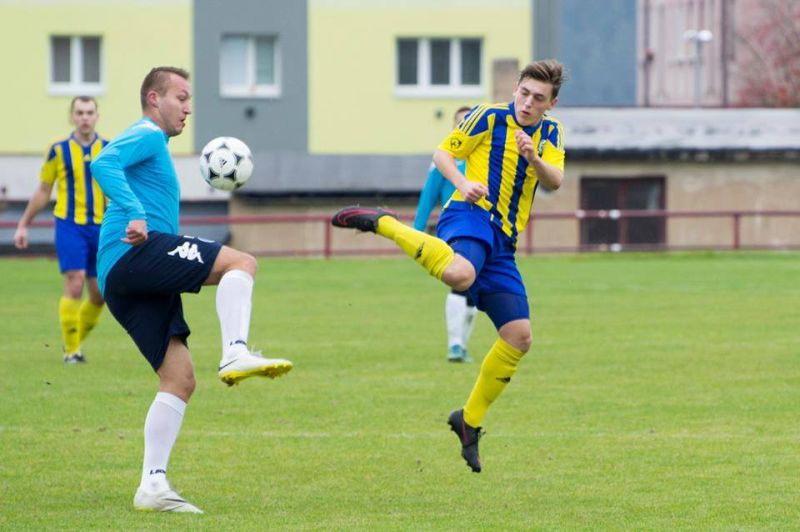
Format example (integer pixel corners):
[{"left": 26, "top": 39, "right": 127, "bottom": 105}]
[
  {"left": 103, "top": 232, "right": 222, "bottom": 371},
  {"left": 437, "top": 202, "right": 530, "bottom": 328},
  {"left": 55, "top": 218, "right": 99, "bottom": 276}
]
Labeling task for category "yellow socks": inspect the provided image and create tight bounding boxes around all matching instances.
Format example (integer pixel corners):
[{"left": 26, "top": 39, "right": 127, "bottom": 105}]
[
  {"left": 58, "top": 297, "right": 81, "bottom": 355},
  {"left": 463, "top": 338, "right": 525, "bottom": 427},
  {"left": 78, "top": 300, "right": 103, "bottom": 343},
  {"left": 376, "top": 216, "right": 454, "bottom": 279}
]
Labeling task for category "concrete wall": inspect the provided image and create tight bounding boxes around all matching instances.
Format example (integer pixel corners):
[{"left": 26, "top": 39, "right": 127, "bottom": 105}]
[
  {"left": 0, "top": 0, "right": 193, "bottom": 154},
  {"left": 534, "top": 0, "right": 637, "bottom": 106},
  {"left": 308, "top": 0, "right": 531, "bottom": 154},
  {"left": 533, "top": 160, "right": 800, "bottom": 250},
  {"left": 193, "top": 0, "right": 308, "bottom": 153}
]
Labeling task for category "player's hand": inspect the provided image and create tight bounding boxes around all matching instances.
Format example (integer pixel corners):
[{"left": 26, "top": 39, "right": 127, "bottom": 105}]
[
  {"left": 515, "top": 130, "right": 536, "bottom": 163},
  {"left": 13, "top": 226, "right": 28, "bottom": 250},
  {"left": 459, "top": 180, "right": 488, "bottom": 203},
  {"left": 122, "top": 219, "right": 148, "bottom": 245}
]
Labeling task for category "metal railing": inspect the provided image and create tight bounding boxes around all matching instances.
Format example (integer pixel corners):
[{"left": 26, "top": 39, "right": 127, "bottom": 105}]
[{"left": 2, "top": 209, "right": 798, "bottom": 257}]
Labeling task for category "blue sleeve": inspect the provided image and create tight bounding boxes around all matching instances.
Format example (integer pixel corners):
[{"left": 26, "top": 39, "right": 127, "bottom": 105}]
[
  {"left": 90, "top": 126, "right": 162, "bottom": 221},
  {"left": 413, "top": 164, "right": 444, "bottom": 231}
]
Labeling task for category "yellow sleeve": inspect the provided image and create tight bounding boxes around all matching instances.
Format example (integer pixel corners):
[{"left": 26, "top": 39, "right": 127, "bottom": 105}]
[
  {"left": 40, "top": 144, "right": 58, "bottom": 185},
  {"left": 540, "top": 120, "right": 565, "bottom": 171},
  {"left": 437, "top": 104, "right": 491, "bottom": 159}
]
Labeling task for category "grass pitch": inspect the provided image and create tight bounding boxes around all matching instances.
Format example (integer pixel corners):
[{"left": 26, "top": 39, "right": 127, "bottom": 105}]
[{"left": 1, "top": 252, "right": 798, "bottom": 530}]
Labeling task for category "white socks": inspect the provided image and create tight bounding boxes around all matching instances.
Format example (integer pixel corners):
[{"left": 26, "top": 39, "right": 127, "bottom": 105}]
[
  {"left": 463, "top": 302, "right": 478, "bottom": 347},
  {"left": 445, "top": 292, "right": 478, "bottom": 348},
  {"left": 216, "top": 269, "right": 254, "bottom": 358},
  {"left": 140, "top": 392, "right": 186, "bottom": 493}
]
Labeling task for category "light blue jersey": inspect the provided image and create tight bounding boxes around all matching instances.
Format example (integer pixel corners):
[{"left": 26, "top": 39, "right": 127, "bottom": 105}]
[
  {"left": 413, "top": 159, "right": 466, "bottom": 231},
  {"left": 91, "top": 117, "right": 180, "bottom": 294}
]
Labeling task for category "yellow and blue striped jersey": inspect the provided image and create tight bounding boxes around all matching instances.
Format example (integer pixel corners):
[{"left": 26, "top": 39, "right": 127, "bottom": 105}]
[
  {"left": 438, "top": 102, "right": 565, "bottom": 243},
  {"left": 40, "top": 133, "right": 108, "bottom": 225}
]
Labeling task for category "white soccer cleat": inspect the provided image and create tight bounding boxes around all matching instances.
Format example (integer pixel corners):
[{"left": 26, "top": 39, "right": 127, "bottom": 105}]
[
  {"left": 133, "top": 487, "right": 204, "bottom": 514},
  {"left": 218, "top": 350, "right": 293, "bottom": 386}
]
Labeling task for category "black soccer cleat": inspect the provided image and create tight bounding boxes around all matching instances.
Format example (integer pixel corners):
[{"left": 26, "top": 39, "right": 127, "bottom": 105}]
[
  {"left": 331, "top": 206, "right": 397, "bottom": 233},
  {"left": 447, "top": 409, "right": 483, "bottom": 473},
  {"left": 63, "top": 353, "right": 86, "bottom": 364}
]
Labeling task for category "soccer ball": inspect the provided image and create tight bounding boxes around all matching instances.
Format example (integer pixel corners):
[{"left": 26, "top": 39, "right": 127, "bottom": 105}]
[{"left": 199, "top": 136, "right": 254, "bottom": 191}]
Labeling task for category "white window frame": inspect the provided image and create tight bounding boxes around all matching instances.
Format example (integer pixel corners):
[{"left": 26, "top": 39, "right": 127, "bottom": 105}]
[
  {"left": 220, "top": 35, "right": 281, "bottom": 99},
  {"left": 48, "top": 35, "right": 104, "bottom": 96},
  {"left": 395, "top": 37, "right": 483, "bottom": 99}
]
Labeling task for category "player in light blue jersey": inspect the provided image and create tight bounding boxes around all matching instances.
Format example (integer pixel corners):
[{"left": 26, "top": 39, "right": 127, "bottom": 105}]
[
  {"left": 413, "top": 106, "right": 477, "bottom": 363},
  {"left": 91, "top": 67, "right": 292, "bottom": 514}
]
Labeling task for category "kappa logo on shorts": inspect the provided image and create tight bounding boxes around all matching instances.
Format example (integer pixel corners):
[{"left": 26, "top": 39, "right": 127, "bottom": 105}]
[{"left": 167, "top": 241, "right": 205, "bottom": 263}]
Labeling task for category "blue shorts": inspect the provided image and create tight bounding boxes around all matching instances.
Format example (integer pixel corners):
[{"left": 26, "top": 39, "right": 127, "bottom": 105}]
[
  {"left": 437, "top": 202, "right": 530, "bottom": 328},
  {"left": 103, "top": 232, "right": 223, "bottom": 371},
  {"left": 55, "top": 218, "right": 100, "bottom": 276}
]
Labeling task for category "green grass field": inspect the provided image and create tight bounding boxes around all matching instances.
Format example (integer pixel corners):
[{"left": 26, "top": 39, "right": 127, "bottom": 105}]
[{"left": 1, "top": 252, "right": 798, "bottom": 530}]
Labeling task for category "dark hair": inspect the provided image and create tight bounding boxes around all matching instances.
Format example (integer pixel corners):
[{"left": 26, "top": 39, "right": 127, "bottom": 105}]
[
  {"left": 70, "top": 95, "right": 97, "bottom": 112},
  {"left": 454, "top": 106, "right": 472, "bottom": 117},
  {"left": 140, "top": 66, "right": 190, "bottom": 110},
  {"left": 518, "top": 59, "right": 566, "bottom": 98}
]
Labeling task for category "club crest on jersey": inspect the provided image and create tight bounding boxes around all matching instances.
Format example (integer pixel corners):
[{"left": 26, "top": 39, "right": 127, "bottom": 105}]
[{"left": 167, "top": 241, "right": 204, "bottom": 263}]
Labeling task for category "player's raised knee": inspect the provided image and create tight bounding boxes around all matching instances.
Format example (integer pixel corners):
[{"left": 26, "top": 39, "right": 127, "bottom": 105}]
[
  {"left": 442, "top": 258, "right": 476, "bottom": 292},
  {"left": 236, "top": 250, "right": 257, "bottom": 277}
]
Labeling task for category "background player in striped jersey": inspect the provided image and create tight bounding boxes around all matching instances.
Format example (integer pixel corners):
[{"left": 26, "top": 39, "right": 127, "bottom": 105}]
[
  {"left": 333, "top": 60, "right": 566, "bottom": 473},
  {"left": 14, "top": 96, "right": 107, "bottom": 363},
  {"left": 413, "top": 106, "right": 478, "bottom": 363}
]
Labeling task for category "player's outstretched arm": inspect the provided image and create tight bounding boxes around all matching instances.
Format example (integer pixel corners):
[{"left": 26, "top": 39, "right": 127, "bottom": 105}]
[{"left": 14, "top": 182, "right": 53, "bottom": 249}]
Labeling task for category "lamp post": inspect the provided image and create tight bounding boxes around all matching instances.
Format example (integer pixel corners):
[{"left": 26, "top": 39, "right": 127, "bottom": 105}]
[{"left": 684, "top": 29, "right": 713, "bottom": 107}]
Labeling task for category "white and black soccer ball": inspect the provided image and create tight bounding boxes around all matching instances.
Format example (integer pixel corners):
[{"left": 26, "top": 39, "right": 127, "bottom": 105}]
[{"left": 199, "top": 136, "right": 254, "bottom": 191}]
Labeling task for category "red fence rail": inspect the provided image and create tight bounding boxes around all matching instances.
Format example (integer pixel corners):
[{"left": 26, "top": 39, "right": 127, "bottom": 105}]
[{"left": 2, "top": 209, "right": 799, "bottom": 257}]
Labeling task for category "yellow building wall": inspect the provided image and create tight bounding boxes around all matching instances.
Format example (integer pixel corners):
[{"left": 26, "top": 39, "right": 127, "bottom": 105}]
[
  {"left": 309, "top": 0, "right": 531, "bottom": 154},
  {"left": 1, "top": 0, "right": 192, "bottom": 155}
]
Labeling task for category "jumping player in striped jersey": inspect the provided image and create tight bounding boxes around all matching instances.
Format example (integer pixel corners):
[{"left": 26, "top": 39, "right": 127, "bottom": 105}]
[
  {"left": 332, "top": 60, "right": 566, "bottom": 473},
  {"left": 14, "top": 96, "right": 107, "bottom": 363}
]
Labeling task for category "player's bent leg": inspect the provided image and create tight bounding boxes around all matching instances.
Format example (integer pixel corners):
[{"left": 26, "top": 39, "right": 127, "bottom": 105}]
[
  {"left": 440, "top": 255, "right": 476, "bottom": 292},
  {"left": 331, "top": 206, "right": 456, "bottom": 280},
  {"left": 207, "top": 247, "right": 293, "bottom": 386},
  {"left": 204, "top": 245, "right": 257, "bottom": 286}
]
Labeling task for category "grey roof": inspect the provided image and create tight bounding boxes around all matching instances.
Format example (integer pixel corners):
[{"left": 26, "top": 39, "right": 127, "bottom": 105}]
[{"left": 553, "top": 108, "right": 800, "bottom": 153}]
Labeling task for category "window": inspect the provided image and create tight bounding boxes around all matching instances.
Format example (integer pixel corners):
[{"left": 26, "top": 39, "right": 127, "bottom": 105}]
[
  {"left": 395, "top": 37, "right": 482, "bottom": 97},
  {"left": 220, "top": 35, "right": 280, "bottom": 98},
  {"left": 580, "top": 177, "right": 666, "bottom": 250},
  {"left": 49, "top": 36, "right": 103, "bottom": 95}
]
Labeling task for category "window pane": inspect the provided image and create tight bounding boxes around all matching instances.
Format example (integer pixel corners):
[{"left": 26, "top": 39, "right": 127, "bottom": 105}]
[
  {"left": 460, "top": 39, "right": 481, "bottom": 85},
  {"left": 255, "top": 36, "right": 275, "bottom": 85},
  {"left": 430, "top": 39, "right": 450, "bottom": 85},
  {"left": 397, "top": 39, "right": 417, "bottom": 85},
  {"left": 81, "top": 37, "right": 101, "bottom": 83},
  {"left": 52, "top": 37, "right": 71, "bottom": 83},
  {"left": 220, "top": 36, "right": 248, "bottom": 86}
]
